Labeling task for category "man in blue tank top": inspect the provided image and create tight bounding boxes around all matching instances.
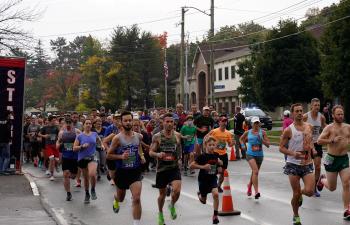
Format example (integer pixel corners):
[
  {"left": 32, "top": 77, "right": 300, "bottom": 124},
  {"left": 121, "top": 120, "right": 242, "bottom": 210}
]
[{"left": 107, "top": 111, "right": 145, "bottom": 225}]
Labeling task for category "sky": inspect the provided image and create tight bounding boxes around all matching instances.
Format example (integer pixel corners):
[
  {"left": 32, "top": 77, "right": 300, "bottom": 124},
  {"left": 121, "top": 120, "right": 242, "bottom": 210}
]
[{"left": 19, "top": 0, "right": 339, "bottom": 54}]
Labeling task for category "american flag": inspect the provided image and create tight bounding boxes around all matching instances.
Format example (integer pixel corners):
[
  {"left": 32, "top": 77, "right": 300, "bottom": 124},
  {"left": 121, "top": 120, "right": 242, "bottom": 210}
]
[{"left": 164, "top": 60, "right": 169, "bottom": 80}]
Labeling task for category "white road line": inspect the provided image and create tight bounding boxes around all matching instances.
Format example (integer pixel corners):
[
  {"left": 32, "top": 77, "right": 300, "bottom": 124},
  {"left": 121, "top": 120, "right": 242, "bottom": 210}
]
[
  {"left": 143, "top": 178, "right": 274, "bottom": 225},
  {"left": 29, "top": 181, "right": 40, "bottom": 196}
]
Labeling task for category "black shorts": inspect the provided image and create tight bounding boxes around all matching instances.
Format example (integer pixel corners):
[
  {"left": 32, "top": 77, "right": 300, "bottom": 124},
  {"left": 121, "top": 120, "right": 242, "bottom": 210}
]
[
  {"left": 30, "top": 142, "right": 40, "bottom": 157},
  {"left": 62, "top": 158, "right": 78, "bottom": 174},
  {"left": 218, "top": 154, "right": 228, "bottom": 170},
  {"left": 198, "top": 176, "right": 218, "bottom": 198},
  {"left": 156, "top": 168, "right": 181, "bottom": 189},
  {"left": 106, "top": 159, "right": 116, "bottom": 170},
  {"left": 312, "top": 143, "right": 323, "bottom": 158},
  {"left": 114, "top": 168, "right": 142, "bottom": 190},
  {"left": 78, "top": 157, "right": 96, "bottom": 169},
  {"left": 246, "top": 155, "right": 264, "bottom": 167},
  {"left": 283, "top": 163, "right": 314, "bottom": 177}
]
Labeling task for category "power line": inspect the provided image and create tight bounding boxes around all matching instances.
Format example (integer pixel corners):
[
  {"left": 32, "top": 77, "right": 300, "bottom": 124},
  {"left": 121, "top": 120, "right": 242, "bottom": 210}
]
[{"left": 202, "top": 14, "right": 350, "bottom": 53}]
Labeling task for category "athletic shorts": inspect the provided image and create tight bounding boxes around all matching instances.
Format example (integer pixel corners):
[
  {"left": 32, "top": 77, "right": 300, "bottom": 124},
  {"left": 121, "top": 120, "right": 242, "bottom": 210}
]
[
  {"left": 198, "top": 176, "right": 218, "bottom": 198},
  {"left": 62, "top": 157, "right": 78, "bottom": 174},
  {"left": 196, "top": 138, "right": 204, "bottom": 145},
  {"left": 246, "top": 154, "right": 264, "bottom": 167},
  {"left": 156, "top": 168, "right": 181, "bottom": 189},
  {"left": 312, "top": 143, "right": 323, "bottom": 158},
  {"left": 283, "top": 163, "right": 314, "bottom": 177},
  {"left": 30, "top": 142, "right": 40, "bottom": 157},
  {"left": 106, "top": 159, "right": 116, "bottom": 170},
  {"left": 184, "top": 144, "right": 195, "bottom": 154},
  {"left": 45, "top": 144, "right": 59, "bottom": 159},
  {"left": 114, "top": 168, "right": 142, "bottom": 190},
  {"left": 78, "top": 156, "right": 97, "bottom": 169},
  {"left": 218, "top": 153, "right": 228, "bottom": 170},
  {"left": 324, "top": 153, "right": 349, "bottom": 173}
]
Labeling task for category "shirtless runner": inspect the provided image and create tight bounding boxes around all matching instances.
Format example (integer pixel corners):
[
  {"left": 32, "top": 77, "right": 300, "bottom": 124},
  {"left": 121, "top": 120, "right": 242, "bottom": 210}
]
[{"left": 317, "top": 105, "right": 350, "bottom": 220}]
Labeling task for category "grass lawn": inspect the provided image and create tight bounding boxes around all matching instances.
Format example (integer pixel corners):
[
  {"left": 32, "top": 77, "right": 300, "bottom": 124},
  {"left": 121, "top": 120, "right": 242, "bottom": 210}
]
[
  {"left": 269, "top": 136, "right": 280, "bottom": 145},
  {"left": 273, "top": 121, "right": 283, "bottom": 127},
  {"left": 266, "top": 130, "right": 282, "bottom": 137}
]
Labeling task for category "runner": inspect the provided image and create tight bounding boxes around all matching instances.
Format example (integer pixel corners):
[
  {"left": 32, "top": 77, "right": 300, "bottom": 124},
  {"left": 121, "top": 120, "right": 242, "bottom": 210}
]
[
  {"left": 180, "top": 115, "right": 197, "bottom": 176},
  {"left": 149, "top": 113, "right": 182, "bottom": 225},
  {"left": 233, "top": 106, "right": 246, "bottom": 160},
  {"left": 38, "top": 115, "right": 60, "bottom": 181},
  {"left": 106, "top": 111, "right": 145, "bottom": 225},
  {"left": 73, "top": 119, "right": 102, "bottom": 204},
  {"left": 56, "top": 118, "right": 80, "bottom": 201},
  {"left": 316, "top": 105, "right": 350, "bottom": 220},
  {"left": 303, "top": 98, "right": 326, "bottom": 197},
  {"left": 190, "top": 136, "right": 222, "bottom": 224},
  {"left": 92, "top": 117, "right": 106, "bottom": 181},
  {"left": 279, "top": 103, "right": 315, "bottom": 225},
  {"left": 27, "top": 116, "right": 41, "bottom": 167},
  {"left": 206, "top": 114, "right": 234, "bottom": 193},
  {"left": 194, "top": 106, "right": 214, "bottom": 155},
  {"left": 240, "top": 116, "right": 270, "bottom": 199}
]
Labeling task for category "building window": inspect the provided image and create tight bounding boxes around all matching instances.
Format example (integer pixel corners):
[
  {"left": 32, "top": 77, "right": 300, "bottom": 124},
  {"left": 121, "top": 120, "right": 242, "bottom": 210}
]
[
  {"left": 231, "top": 66, "right": 235, "bottom": 79},
  {"left": 218, "top": 68, "right": 222, "bottom": 81},
  {"left": 225, "top": 67, "right": 229, "bottom": 80},
  {"left": 214, "top": 69, "right": 216, "bottom": 81}
]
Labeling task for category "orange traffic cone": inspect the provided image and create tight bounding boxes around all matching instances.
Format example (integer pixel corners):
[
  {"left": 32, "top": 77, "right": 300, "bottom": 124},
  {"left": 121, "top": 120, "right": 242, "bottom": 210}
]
[
  {"left": 229, "top": 147, "right": 236, "bottom": 161},
  {"left": 219, "top": 170, "right": 241, "bottom": 216}
]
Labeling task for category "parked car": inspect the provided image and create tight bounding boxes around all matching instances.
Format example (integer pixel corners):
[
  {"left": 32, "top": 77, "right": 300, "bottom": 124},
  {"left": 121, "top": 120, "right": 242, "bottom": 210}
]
[{"left": 242, "top": 108, "right": 273, "bottom": 130}]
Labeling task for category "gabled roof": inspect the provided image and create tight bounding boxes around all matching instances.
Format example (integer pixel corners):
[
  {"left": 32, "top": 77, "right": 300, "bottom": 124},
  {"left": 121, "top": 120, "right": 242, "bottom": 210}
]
[{"left": 215, "top": 47, "right": 250, "bottom": 64}]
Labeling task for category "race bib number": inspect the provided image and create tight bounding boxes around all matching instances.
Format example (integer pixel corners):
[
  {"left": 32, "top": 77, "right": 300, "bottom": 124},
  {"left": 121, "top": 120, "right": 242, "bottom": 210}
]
[
  {"left": 324, "top": 154, "right": 335, "bottom": 166},
  {"left": 63, "top": 143, "right": 73, "bottom": 151},
  {"left": 217, "top": 142, "right": 226, "bottom": 150},
  {"left": 50, "top": 134, "right": 56, "bottom": 141},
  {"left": 252, "top": 144, "right": 262, "bottom": 152},
  {"left": 163, "top": 152, "right": 176, "bottom": 161},
  {"left": 121, "top": 145, "right": 138, "bottom": 168},
  {"left": 208, "top": 164, "right": 217, "bottom": 175}
]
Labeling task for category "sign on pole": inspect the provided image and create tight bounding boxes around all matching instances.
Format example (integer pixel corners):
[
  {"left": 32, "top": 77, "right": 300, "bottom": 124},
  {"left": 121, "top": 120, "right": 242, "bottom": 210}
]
[{"left": 0, "top": 57, "right": 26, "bottom": 173}]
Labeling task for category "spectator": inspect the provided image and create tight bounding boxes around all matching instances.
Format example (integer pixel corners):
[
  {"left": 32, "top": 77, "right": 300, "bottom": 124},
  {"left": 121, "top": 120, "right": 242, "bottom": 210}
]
[
  {"left": 0, "top": 110, "right": 12, "bottom": 175},
  {"left": 282, "top": 110, "right": 293, "bottom": 131},
  {"left": 322, "top": 106, "right": 332, "bottom": 124}
]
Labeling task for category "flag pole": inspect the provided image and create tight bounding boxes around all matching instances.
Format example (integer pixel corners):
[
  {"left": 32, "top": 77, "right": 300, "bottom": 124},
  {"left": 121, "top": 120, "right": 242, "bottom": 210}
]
[{"left": 164, "top": 48, "right": 168, "bottom": 111}]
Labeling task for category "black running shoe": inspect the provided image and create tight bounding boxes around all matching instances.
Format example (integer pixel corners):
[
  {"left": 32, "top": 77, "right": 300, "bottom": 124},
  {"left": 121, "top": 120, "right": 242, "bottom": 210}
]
[
  {"left": 91, "top": 190, "right": 97, "bottom": 200},
  {"left": 213, "top": 215, "right": 219, "bottom": 224},
  {"left": 84, "top": 193, "right": 90, "bottom": 204},
  {"left": 255, "top": 192, "right": 261, "bottom": 199},
  {"left": 66, "top": 192, "right": 72, "bottom": 201}
]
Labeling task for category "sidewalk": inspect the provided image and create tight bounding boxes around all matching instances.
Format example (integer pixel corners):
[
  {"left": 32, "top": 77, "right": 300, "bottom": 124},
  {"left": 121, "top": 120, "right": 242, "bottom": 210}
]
[{"left": 0, "top": 174, "right": 56, "bottom": 225}]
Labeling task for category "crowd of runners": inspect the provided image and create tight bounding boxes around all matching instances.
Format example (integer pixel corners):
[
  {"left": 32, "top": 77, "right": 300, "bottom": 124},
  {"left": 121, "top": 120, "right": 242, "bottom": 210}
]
[{"left": 19, "top": 100, "right": 350, "bottom": 225}]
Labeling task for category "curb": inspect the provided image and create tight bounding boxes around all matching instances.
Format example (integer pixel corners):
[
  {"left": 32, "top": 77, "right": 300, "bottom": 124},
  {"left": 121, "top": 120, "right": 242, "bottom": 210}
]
[{"left": 23, "top": 170, "right": 63, "bottom": 225}]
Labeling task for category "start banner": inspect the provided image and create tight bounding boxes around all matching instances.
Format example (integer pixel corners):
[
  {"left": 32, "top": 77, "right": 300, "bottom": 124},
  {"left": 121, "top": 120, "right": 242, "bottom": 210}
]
[{"left": 0, "top": 57, "right": 26, "bottom": 172}]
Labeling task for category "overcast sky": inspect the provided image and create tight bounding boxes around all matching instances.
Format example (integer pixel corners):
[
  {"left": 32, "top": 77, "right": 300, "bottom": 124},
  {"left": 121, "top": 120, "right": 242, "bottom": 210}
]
[{"left": 20, "top": 0, "right": 339, "bottom": 53}]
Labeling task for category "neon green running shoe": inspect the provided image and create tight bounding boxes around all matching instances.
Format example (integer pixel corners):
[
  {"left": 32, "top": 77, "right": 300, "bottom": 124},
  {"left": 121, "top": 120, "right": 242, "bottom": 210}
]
[
  {"left": 168, "top": 204, "right": 177, "bottom": 220},
  {"left": 293, "top": 216, "right": 302, "bottom": 225},
  {"left": 113, "top": 199, "right": 119, "bottom": 213},
  {"left": 158, "top": 212, "right": 165, "bottom": 225}
]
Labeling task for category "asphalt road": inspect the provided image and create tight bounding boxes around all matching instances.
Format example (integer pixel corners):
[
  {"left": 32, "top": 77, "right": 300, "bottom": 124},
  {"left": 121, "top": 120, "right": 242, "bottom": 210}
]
[{"left": 24, "top": 146, "right": 349, "bottom": 225}]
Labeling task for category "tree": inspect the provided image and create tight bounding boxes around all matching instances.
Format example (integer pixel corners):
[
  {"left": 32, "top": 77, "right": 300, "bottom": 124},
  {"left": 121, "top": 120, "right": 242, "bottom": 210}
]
[
  {"left": 0, "top": 0, "right": 38, "bottom": 52},
  {"left": 239, "top": 20, "right": 322, "bottom": 110},
  {"left": 320, "top": 0, "right": 350, "bottom": 121},
  {"left": 237, "top": 57, "right": 257, "bottom": 104}
]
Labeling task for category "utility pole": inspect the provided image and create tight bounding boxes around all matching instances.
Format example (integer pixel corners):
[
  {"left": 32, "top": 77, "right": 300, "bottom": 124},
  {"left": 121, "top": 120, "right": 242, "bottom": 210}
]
[
  {"left": 179, "top": 7, "right": 186, "bottom": 105},
  {"left": 185, "top": 33, "right": 189, "bottom": 111},
  {"left": 209, "top": 0, "right": 215, "bottom": 106}
]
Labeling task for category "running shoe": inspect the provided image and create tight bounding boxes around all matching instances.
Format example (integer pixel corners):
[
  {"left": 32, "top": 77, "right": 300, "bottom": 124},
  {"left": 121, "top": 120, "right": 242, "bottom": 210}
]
[
  {"left": 212, "top": 215, "right": 219, "bottom": 224},
  {"left": 84, "top": 193, "right": 90, "bottom": 204},
  {"left": 66, "top": 192, "right": 72, "bottom": 201},
  {"left": 33, "top": 159, "right": 38, "bottom": 167},
  {"left": 314, "top": 190, "right": 321, "bottom": 197},
  {"left": 344, "top": 209, "right": 350, "bottom": 220},
  {"left": 298, "top": 195, "right": 303, "bottom": 207},
  {"left": 255, "top": 192, "right": 261, "bottom": 200},
  {"left": 158, "top": 212, "right": 165, "bottom": 225},
  {"left": 75, "top": 179, "right": 81, "bottom": 188},
  {"left": 49, "top": 176, "right": 55, "bottom": 181},
  {"left": 197, "top": 191, "right": 206, "bottom": 204},
  {"left": 218, "top": 186, "right": 223, "bottom": 193},
  {"left": 247, "top": 184, "right": 252, "bottom": 196},
  {"left": 168, "top": 204, "right": 177, "bottom": 220},
  {"left": 293, "top": 216, "right": 302, "bottom": 225},
  {"left": 166, "top": 185, "right": 171, "bottom": 197},
  {"left": 183, "top": 170, "right": 188, "bottom": 176},
  {"left": 113, "top": 199, "right": 119, "bottom": 213},
  {"left": 91, "top": 190, "right": 97, "bottom": 200},
  {"left": 317, "top": 174, "right": 326, "bottom": 192},
  {"left": 45, "top": 170, "right": 51, "bottom": 176}
]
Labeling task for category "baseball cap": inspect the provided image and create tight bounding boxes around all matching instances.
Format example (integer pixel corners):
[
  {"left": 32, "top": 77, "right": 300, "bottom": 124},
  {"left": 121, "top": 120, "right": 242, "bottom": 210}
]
[
  {"left": 251, "top": 116, "right": 260, "bottom": 124},
  {"left": 283, "top": 110, "right": 290, "bottom": 116},
  {"left": 203, "top": 106, "right": 210, "bottom": 111}
]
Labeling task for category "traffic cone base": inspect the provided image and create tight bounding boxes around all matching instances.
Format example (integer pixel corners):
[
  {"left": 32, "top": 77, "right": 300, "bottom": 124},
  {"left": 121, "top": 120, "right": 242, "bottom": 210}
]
[{"left": 218, "top": 210, "right": 241, "bottom": 216}]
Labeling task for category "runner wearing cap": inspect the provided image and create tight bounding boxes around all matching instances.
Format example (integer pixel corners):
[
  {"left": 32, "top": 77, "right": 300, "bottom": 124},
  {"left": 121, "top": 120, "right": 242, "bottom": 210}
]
[
  {"left": 240, "top": 116, "right": 270, "bottom": 199},
  {"left": 194, "top": 106, "right": 214, "bottom": 155},
  {"left": 205, "top": 114, "right": 234, "bottom": 193}
]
